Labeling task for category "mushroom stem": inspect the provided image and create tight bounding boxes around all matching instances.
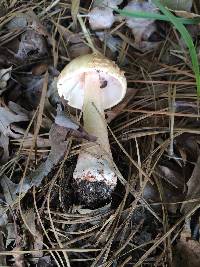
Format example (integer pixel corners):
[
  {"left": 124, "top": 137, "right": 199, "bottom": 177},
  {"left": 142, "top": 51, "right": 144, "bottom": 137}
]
[
  {"left": 82, "top": 71, "right": 111, "bottom": 156},
  {"left": 73, "top": 71, "right": 116, "bottom": 206}
]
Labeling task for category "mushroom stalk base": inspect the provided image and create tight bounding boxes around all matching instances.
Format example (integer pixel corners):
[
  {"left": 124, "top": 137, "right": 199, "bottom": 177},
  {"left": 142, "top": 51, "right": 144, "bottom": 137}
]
[{"left": 73, "top": 72, "right": 117, "bottom": 206}]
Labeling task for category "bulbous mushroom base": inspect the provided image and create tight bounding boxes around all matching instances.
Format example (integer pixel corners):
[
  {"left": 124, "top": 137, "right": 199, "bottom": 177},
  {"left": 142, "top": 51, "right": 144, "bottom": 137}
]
[
  {"left": 74, "top": 179, "right": 114, "bottom": 208},
  {"left": 73, "top": 155, "right": 117, "bottom": 207}
]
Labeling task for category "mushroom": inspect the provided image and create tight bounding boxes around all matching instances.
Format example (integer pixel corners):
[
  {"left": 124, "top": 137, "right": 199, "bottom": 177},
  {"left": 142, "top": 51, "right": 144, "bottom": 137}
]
[{"left": 57, "top": 53, "right": 127, "bottom": 206}]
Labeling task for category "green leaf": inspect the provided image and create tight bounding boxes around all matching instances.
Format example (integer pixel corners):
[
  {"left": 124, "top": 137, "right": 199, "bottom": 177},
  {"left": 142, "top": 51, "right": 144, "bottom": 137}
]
[
  {"left": 152, "top": 0, "right": 200, "bottom": 96},
  {"left": 160, "top": 0, "right": 192, "bottom": 11}
]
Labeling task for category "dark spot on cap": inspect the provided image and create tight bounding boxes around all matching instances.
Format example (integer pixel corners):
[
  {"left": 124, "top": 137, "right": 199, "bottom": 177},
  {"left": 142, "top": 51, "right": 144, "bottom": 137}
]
[{"left": 100, "top": 80, "right": 107, "bottom": 88}]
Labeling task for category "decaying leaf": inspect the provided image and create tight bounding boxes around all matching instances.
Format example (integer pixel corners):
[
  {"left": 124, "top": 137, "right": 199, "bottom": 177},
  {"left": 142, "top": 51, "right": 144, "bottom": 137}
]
[
  {"left": 0, "top": 102, "right": 28, "bottom": 138},
  {"left": 69, "top": 42, "right": 92, "bottom": 59},
  {"left": 71, "top": 0, "right": 80, "bottom": 29},
  {"left": 143, "top": 162, "right": 186, "bottom": 213},
  {"left": 0, "top": 133, "right": 9, "bottom": 163},
  {"left": 172, "top": 223, "right": 200, "bottom": 267},
  {"left": 175, "top": 134, "right": 200, "bottom": 162},
  {"left": 18, "top": 109, "right": 96, "bottom": 194},
  {"left": 6, "top": 14, "right": 28, "bottom": 29},
  {"left": 5, "top": 11, "right": 49, "bottom": 62},
  {"left": 160, "top": 0, "right": 193, "bottom": 12},
  {"left": 15, "top": 30, "right": 47, "bottom": 60},
  {"left": 0, "top": 205, "right": 7, "bottom": 226},
  {"left": 96, "top": 32, "right": 123, "bottom": 53},
  {"left": 6, "top": 222, "right": 15, "bottom": 247},
  {"left": 88, "top": 0, "right": 122, "bottom": 30},
  {"left": 0, "top": 67, "right": 12, "bottom": 94},
  {"left": 181, "top": 156, "right": 200, "bottom": 215},
  {"left": 0, "top": 102, "right": 28, "bottom": 163},
  {"left": 37, "top": 256, "right": 53, "bottom": 267},
  {"left": 12, "top": 247, "right": 25, "bottom": 267},
  {"left": 106, "top": 88, "right": 137, "bottom": 123},
  {"left": 1, "top": 175, "right": 18, "bottom": 206},
  {"left": 93, "top": 0, "right": 123, "bottom": 8},
  {"left": 6, "top": 11, "right": 50, "bottom": 37},
  {"left": 0, "top": 231, "right": 6, "bottom": 266},
  {"left": 56, "top": 23, "right": 83, "bottom": 43},
  {"left": 123, "top": 0, "right": 161, "bottom": 51},
  {"left": 23, "top": 209, "right": 43, "bottom": 262},
  {"left": 89, "top": 7, "right": 115, "bottom": 30}
]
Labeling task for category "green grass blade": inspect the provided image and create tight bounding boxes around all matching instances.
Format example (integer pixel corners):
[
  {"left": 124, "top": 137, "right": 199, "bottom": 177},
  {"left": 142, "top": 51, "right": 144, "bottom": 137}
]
[
  {"left": 114, "top": 9, "right": 200, "bottom": 25},
  {"left": 152, "top": 0, "right": 200, "bottom": 96}
]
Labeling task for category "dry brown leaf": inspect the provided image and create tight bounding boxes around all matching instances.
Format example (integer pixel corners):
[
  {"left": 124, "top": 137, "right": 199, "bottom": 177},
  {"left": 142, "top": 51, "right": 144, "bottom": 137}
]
[
  {"left": 93, "top": 0, "right": 123, "bottom": 8},
  {"left": 23, "top": 209, "right": 43, "bottom": 262},
  {"left": 6, "top": 222, "right": 15, "bottom": 247},
  {"left": 37, "top": 256, "right": 53, "bottom": 267},
  {"left": 6, "top": 11, "right": 50, "bottom": 38},
  {"left": 181, "top": 156, "right": 200, "bottom": 215},
  {"left": 174, "top": 10, "right": 200, "bottom": 18},
  {"left": 161, "top": 0, "right": 192, "bottom": 11},
  {"left": 69, "top": 42, "right": 92, "bottom": 59},
  {"left": 56, "top": 23, "right": 83, "bottom": 43},
  {"left": 0, "top": 230, "right": 6, "bottom": 266},
  {"left": 123, "top": 1, "right": 160, "bottom": 51},
  {"left": 0, "top": 102, "right": 28, "bottom": 138},
  {"left": 106, "top": 88, "right": 137, "bottom": 123},
  {"left": 0, "top": 102, "right": 28, "bottom": 162},
  {"left": 0, "top": 67, "right": 12, "bottom": 94},
  {"left": 89, "top": 7, "right": 115, "bottom": 30},
  {"left": 0, "top": 175, "right": 18, "bottom": 206},
  {"left": 71, "top": 0, "right": 80, "bottom": 29},
  {"left": 172, "top": 225, "right": 200, "bottom": 267},
  {"left": 18, "top": 109, "right": 96, "bottom": 193},
  {"left": 175, "top": 134, "right": 200, "bottom": 162},
  {"left": 0, "top": 133, "right": 9, "bottom": 163},
  {"left": 15, "top": 30, "right": 47, "bottom": 60}
]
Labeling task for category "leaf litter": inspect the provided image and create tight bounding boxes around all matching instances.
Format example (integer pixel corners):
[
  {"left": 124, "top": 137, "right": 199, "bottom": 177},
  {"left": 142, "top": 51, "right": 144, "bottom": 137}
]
[{"left": 0, "top": 0, "right": 200, "bottom": 266}]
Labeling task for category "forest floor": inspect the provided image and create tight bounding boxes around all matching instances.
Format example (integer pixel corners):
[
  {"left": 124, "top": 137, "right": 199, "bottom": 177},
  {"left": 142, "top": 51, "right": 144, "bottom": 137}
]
[{"left": 0, "top": 0, "right": 200, "bottom": 266}]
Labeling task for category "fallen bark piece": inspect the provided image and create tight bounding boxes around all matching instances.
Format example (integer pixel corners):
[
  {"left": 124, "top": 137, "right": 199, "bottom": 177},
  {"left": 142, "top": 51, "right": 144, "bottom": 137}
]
[{"left": 57, "top": 53, "right": 127, "bottom": 207}]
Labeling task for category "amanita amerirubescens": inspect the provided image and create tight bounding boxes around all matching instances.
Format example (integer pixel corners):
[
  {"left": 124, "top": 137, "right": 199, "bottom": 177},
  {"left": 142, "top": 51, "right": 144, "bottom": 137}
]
[{"left": 57, "top": 53, "right": 127, "bottom": 206}]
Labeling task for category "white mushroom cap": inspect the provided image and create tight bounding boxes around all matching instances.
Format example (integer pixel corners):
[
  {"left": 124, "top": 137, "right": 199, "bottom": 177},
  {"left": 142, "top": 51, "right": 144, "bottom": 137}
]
[{"left": 57, "top": 53, "right": 127, "bottom": 110}]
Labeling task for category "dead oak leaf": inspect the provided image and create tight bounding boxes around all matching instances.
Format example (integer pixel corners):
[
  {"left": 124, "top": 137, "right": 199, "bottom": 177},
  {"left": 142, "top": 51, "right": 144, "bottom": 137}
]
[
  {"left": 15, "top": 30, "right": 47, "bottom": 61},
  {"left": 0, "top": 175, "right": 18, "bottom": 206},
  {"left": 18, "top": 112, "right": 96, "bottom": 193},
  {"left": 172, "top": 226, "right": 200, "bottom": 267},
  {"left": 181, "top": 156, "right": 200, "bottom": 215},
  {"left": 0, "top": 133, "right": 9, "bottom": 163},
  {"left": 0, "top": 102, "right": 28, "bottom": 138},
  {"left": 0, "top": 67, "right": 12, "bottom": 94}
]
